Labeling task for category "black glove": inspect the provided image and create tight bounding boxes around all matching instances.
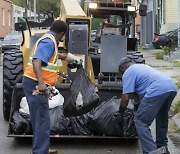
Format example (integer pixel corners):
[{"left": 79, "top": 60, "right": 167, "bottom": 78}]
[
  {"left": 67, "top": 60, "right": 83, "bottom": 69},
  {"left": 75, "top": 59, "right": 83, "bottom": 65},
  {"left": 119, "top": 106, "right": 126, "bottom": 114},
  {"left": 76, "top": 59, "right": 83, "bottom": 69},
  {"left": 114, "top": 106, "right": 127, "bottom": 125}
]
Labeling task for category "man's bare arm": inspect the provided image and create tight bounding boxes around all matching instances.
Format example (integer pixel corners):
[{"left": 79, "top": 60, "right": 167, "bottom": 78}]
[
  {"left": 58, "top": 53, "right": 82, "bottom": 64},
  {"left": 120, "top": 93, "right": 130, "bottom": 108},
  {"left": 58, "top": 53, "right": 67, "bottom": 60}
]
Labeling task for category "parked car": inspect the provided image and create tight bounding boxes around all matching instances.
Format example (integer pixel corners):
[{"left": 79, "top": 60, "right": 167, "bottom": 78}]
[
  {"left": 91, "top": 30, "right": 97, "bottom": 41},
  {"left": 0, "top": 37, "right": 4, "bottom": 42},
  {"left": 152, "top": 28, "right": 179, "bottom": 49},
  {"left": 0, "top": 33, "right": 22, "bottom": 53}
]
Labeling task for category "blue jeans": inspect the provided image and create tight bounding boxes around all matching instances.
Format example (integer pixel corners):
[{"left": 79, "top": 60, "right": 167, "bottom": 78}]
[
  {"left": 134, "top": 91, "right": 177, "bottom": 154},
  {"left": 22, "top": 77, "right": 50, "bottom": 154}
]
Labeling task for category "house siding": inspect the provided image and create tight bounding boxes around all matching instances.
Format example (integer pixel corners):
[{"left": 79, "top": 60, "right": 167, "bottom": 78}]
[
  {"left": 160, "top": 0, "right": 178, "bottom": 34},
  {"left": 0, "top": 0, "right": 12, "bottom": 37}
]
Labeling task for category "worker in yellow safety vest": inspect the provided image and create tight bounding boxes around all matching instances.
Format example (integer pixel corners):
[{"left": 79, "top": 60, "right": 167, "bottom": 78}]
[{"left": 22, "top": 20, "right": 82, "bottom": 154}]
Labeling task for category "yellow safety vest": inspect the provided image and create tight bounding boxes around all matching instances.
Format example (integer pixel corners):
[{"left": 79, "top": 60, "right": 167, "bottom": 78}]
[{"left": 24, "top": 33, "right": 58, "bottom": 86}]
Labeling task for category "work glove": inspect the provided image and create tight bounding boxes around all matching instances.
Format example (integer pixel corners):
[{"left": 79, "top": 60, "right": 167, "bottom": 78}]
[
  {"left": 32, "top": 85, "right": 48, "bottom": 98},
  {"left": 32, "top": 86, "right": 58, "bottom": 99},
  {"left": 114, "top": 106, "right": 126, "bottom": 125},
  {"left": 65, "top": 53, "right": 83, "bottom": 65}
]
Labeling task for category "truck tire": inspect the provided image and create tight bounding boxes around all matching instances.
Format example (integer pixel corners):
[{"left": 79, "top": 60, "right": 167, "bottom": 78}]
[
  {"left": 3, "top": 50, "right": 23, "bottom": 121},
  {"left": 127, "top": 51, "right": 143, "bottom": 58},
  {"left": 127, "top": 54, "right": 145, "bottom": 64},
  {"left": 133, "top": 57, "right": 145, "bottom": 64}
]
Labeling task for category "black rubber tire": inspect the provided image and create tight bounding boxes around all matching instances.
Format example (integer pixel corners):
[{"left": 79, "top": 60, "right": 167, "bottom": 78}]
[
  {"left": 133, "top": 57, "right": 145, "bottom": 64},
  {"left": 3, "top": 50, "right": 23, "bottom": 121},
  {"left": 127, "top": 54, "right": 145, "bottom": 64},
  {"left": 127, "top": 51, "right": 143, "bottom": 58}
]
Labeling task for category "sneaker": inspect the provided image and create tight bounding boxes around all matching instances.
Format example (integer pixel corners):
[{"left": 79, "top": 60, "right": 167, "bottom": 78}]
[
  {"left": 48, "top": 149, "right": 58, "bottom": 153},
  {"left": 148, "top": 146, "right": 167, "bottom": 154},
  {"left": 30, "top": 149, "right": 58, "bottom": 154}
]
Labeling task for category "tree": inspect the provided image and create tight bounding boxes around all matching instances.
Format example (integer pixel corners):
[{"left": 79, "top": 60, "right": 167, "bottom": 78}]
[
  {"left": 12, "top": 0, "right": 60, "bottom": 18},
  {"left": 38, "top": 0, "right": 60, "bottom": 17},
  {"left": 12, "top": 0, "right": 26, "bottom": 7}
]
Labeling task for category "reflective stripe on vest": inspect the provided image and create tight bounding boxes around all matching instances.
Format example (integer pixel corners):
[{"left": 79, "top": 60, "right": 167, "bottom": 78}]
[
  {"left": 28, "top": 57, "right": 57, "bottom": 72},
  {"left": 24, "top": 33, "right": 58, "bottom": 85}
]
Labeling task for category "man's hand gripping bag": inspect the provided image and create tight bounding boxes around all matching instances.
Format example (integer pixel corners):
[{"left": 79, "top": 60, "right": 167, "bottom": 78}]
[{"left": 63, "top": 67, "right": 100, "bottom": 117}]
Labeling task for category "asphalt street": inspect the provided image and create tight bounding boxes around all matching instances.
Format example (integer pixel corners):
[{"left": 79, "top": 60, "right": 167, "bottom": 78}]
[{"left": 0, "top": 54, "right": 180, "bottom": 154}]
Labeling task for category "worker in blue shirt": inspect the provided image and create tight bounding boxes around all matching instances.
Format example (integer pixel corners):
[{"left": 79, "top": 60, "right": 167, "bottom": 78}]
[
  {"left": 118, "top": 57, "right": 177, "bottom": 154},
  {"left": 23, "top": 20, "right": 82, "bottom": 154}
]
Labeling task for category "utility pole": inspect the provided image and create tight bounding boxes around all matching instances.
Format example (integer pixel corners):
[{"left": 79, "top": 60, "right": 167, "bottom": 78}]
[
  {"left": 37, "top": 0, "right": 40, "bottom": 22},
  {"left": 140, "top": 0, "right": 147, "bottom": 46},
  {"left": 24, "top": 0, "right": 28, "bottom": 18},
  {"left": 131, "top": 15, "right": 136, "bottom": 38},
  {"left": 29, "top": 0, "right": 32, "bottom": 20},
  {"left": 178, "top": 0, "right": 180, "bottom": 48},
  {"left": 34, "top": 0, "right": 37, "bottom": 22}
]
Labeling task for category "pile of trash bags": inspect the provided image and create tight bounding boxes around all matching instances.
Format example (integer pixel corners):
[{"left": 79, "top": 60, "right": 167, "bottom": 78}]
[
  {"left": 10, "top": 97, "right": 137, "bottom": 137},
  {"left": 10, "top": 67, "right": 137, "bottom": 137}
]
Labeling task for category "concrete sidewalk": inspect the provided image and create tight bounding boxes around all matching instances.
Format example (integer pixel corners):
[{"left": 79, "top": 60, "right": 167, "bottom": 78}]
[
  {"left": 140, "top": 49, "right": 180, "bottom": 128},
  {"left": 141, "top": 49, "right": 180, "bottom": 82}
]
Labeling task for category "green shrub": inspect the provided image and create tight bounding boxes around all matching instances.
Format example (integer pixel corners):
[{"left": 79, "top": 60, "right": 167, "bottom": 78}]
[
  {"left": 171, "top": 61, "right": 180, "bottom": 67},
  {"left": 176, "top": 82, "right": 180, "bottom": 89},
  {"left": 155, "top": 46, "right": 173, "bottom": 60},
  {"left": 173, "top": 100, "right": 180, "bottom": 115},
  {"left": 155, "top": 51, "right": 167, "bottom": 60}
]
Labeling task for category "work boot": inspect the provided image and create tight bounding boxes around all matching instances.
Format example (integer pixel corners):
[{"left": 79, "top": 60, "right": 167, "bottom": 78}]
[
  {"left": 48, "top": 149, "right": 58, "bottom": 153},
  {"left": 148, "top": 146, "right": 167, "bottom": 154},
  {"left": 30, "top": 149, "right": 58, "bottom": 154}
]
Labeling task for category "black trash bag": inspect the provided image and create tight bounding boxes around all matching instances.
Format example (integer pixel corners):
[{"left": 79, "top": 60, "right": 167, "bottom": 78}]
[
  {"left": 69, "top": 113, "right": 92, "bottom": 135},
  {"left": 89, "top": 97, "right": 137, "bottom": 137},
  {"left": 50, "top": 106, "right": 71, "bottom": 135},
  {"left": 123, "top": 109, "right": 137, "bottom": 137},
  {"left": 50, "top": 105, "right": 92, "bottom": 135},
  {"left": 20, "top": 112, "right": 32, "bottom": 134},
  {"left": 63, "top": 67, "right": 100, "bottom": 117},
  {"left": 89, "top": 97, "right": 123, "bottom": 136},
  {"left": 10, "top": 111, "right": 32, "bottom": 135}
]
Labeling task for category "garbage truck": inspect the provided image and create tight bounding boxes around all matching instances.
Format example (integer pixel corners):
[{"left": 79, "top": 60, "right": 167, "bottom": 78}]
[{"left": 3, "top": 0, "right": 146, "bottom": 138}]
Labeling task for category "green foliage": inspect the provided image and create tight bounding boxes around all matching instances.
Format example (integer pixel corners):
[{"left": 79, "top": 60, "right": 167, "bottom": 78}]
[
  {"left": 12, "top": 0, "right": 60, "bottom": 17},
  {"left": 92, "top": 18, "right": 103, "bottom": 30},
  {"left": 173, "top": 101, "right": 180, "bottom": 115},
  {"left": 156, "top": 38, "right": 177, "bottom": 60},
  {"left": 138, "top": 45, "right": 145, "bottom": 50},
  {"left": 155, "top": 50, "right": 168, "bottom": 60},
  {"left": 39, "top": 0, "right": 60, "bottom": 17},
  {"left": 161, "top": 46, "right": 172, "bottom": 55},
  {"left": 155, "top": 46, "right": 171, "bottom": 60},
  {"left": 175, "top": 128, "right": 180, "bottom": 133},
  {"left": 171, "top": 61, "right": 180, "bottom": 67},
  {"left": 12, "top": 0, "right": 25, "bottom": 7},
  {"left": 176, "top": 82, "right": 180, "bottom": 89}
]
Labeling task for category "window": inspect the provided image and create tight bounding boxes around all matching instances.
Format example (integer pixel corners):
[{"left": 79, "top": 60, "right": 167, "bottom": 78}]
[
  {"left": 8, "top": 11, "right": 11, "bottom": 26},
  {"left": 159, "top": 0, "right": 165, "bottom": 24},
  {"left": 162, "top": 0, "right": 166, "bottom": 24},
  {"left": 2, "top": 8, "right": 5, "bottom": 26}
]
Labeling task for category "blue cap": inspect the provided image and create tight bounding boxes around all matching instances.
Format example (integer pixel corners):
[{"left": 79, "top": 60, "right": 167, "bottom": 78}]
[{"left": 119, "top": 57, "right": 132, "bottom": 68}]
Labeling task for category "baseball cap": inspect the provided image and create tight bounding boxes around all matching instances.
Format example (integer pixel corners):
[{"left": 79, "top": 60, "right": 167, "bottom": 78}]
[{"left": 119, "top": 57, "right": 132, "bottom": 68}]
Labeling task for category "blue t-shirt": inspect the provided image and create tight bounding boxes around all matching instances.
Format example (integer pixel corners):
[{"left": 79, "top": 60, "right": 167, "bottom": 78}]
[
  {"left": 33, "top": 31, "right": 58, "bottom": 66},
  {"left": 122, "top": 64, "right": 177, "bottom": 97}
]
